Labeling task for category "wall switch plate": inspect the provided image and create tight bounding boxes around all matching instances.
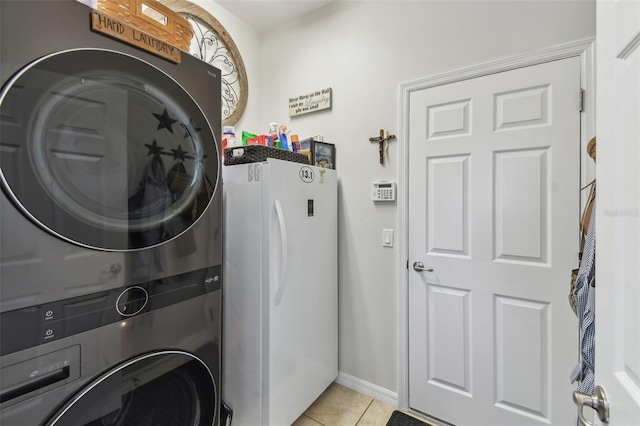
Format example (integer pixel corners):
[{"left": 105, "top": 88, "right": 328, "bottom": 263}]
[{"left": 383, "top": 229, "right": 393, "bottom": 247}]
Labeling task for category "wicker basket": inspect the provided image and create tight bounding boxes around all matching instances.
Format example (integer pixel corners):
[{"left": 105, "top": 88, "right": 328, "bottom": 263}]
[
  {"left": 224, "top": 146, "right": 310, "bottom": 166},
  {"left": 97, "top": 0, "right": 193, "bottom": 51}
]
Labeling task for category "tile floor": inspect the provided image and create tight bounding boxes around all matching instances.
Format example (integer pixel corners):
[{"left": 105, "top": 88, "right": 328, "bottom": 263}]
[{"left": 292, "top": 383, "right": 437, "bottom": 426}]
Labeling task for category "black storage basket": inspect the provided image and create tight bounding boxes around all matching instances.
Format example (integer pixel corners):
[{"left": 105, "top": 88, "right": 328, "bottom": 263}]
[{"left": 224, "top": 145, "right": 309, "bottom": 166}]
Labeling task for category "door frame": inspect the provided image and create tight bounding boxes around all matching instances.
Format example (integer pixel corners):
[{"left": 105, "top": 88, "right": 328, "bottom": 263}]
[{"left": 396, "top": 37, "right": 596, "bottom": 413}]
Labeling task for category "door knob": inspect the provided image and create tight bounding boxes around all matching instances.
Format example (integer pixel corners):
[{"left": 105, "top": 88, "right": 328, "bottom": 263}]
[
  {"left": 412, "top": 261, "right": 434, "bottom": 272},
  {"left": 573, "top": 385, "right": 609, "bottom": 426}
]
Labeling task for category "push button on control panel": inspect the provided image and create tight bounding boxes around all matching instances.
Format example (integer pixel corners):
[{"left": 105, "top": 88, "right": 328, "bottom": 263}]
[
  {"left": 116, "top": 286, "right": 149, "bottom": 317},
  {"left": 41, "top": 321, "right": 64, "bottom": 344}
]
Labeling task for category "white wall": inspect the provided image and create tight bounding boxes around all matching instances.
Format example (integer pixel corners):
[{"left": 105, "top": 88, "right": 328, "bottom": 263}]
[
  {"left": 258, "top": 1, "right": 596, "bottom": 394},
  {"left": 205, "top": 0, "right": 596, "bottom": 396}
]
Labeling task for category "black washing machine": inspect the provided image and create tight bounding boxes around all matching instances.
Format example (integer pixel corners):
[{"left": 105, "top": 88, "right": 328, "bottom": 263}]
[{"left": 0, "top": 1, "right": 222, "bottom": 424}]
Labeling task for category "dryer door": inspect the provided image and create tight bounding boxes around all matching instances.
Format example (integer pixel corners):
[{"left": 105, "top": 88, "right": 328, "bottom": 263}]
[
  {"left": 46, "top": 351, "right": 217, "bottom": 425},
  {"left": 0, "top": 49, "right": 219, "bottom": 251}
]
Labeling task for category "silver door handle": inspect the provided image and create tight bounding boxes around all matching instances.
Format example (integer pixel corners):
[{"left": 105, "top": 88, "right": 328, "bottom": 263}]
[
  {"left": 412, "top": 261, "right": 434, "bottom": 272},
  {"left": 573, "top": 385, "right": 609, "bottom": 425}
]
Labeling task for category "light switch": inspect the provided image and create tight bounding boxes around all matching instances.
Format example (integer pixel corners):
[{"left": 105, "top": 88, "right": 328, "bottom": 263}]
[{"left": 382, "top": 229, "right": 393, "bottom": 247}]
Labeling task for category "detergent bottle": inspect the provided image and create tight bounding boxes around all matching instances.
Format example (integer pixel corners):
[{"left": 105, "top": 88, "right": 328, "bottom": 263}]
[
  {"left": 278, "top": 125, "right": 289, "bottom": 150},
  {"left": 222, "top": 126, "right": 236, "bottom": 153},
  {"left": 269, "top": 123, "right": 280, "bottom": 149}
]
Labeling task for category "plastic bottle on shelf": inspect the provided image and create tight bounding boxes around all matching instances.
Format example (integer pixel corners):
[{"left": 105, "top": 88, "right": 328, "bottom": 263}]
[
  {"left": 268, "top": 123, "right": 278, "bottom": 145},
  {"left": 291, "top": 134, "right": 300, "bottom": 152},
  {"left": 279, "top": 125, "right": 290, "bottom": 151},
  {"left": 222, "top": 126, "right": 236, "bottom": 151}
]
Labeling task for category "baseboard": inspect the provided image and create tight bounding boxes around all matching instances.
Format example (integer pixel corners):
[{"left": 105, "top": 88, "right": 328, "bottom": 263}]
[{"left": 335, "top": 372, "right": 398, "bottom": 407}]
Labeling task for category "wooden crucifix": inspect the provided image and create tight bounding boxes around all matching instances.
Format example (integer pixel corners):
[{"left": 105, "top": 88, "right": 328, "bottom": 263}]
[{"left": 369, "top": 129, "right": 396, "bottom": 165}]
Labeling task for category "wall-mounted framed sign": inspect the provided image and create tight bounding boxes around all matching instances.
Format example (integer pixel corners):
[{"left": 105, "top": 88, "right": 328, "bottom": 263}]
[
  {"left": 159, "top": 0, "right": 248, "bottom": 126},
  {"left": 288, "top": 88, "right": 332, "bottom": 117}
]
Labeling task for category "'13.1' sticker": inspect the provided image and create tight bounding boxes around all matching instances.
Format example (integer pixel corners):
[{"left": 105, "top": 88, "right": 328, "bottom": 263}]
[{"left": 299, "top": 166, "right": 314, "bottom": 183}]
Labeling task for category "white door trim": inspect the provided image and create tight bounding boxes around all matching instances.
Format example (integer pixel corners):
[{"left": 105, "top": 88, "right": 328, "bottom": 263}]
[{"left": 396, "top": 37, "right": 595, "bottom": 412}]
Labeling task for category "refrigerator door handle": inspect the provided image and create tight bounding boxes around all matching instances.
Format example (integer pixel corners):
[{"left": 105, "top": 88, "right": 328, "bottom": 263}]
[{"left": 274, "top": 200, "right": 288, "bottom": 305}]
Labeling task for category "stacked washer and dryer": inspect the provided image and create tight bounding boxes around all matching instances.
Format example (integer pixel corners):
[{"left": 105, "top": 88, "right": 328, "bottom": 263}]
[{"left": 0, "top": 1, "right": 223, "bottom": 424}]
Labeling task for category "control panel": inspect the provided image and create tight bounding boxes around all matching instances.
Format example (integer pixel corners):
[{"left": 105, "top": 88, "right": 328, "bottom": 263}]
[
  {"left": 372, "top": 181, "right": 396, "bottom": 202},
  {"left": 0, "top": 266, "right": 221, "bottom": 356}
]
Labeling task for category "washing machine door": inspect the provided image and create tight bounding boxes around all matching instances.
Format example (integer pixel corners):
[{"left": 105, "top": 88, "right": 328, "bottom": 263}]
[
  {"left": 0, "top": 49, "right": 219, "bottom": 251},
  {"left": 46, "top": 351, "right": 217, "bottom": 426}
]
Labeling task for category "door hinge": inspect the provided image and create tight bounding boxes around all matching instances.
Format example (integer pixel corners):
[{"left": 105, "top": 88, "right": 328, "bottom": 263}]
[{"left": 579, "top": 88, "right": 585, "bottom": 112}]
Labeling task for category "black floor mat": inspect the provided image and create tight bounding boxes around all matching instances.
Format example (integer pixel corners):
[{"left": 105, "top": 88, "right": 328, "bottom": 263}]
[{"left": 386, "top": 410, "right": 431, "bottom": 426}]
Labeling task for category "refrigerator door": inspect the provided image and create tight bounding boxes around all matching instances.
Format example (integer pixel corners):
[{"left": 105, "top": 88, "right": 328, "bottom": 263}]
[
  {"left": 222, "top": 162, "right": 265, "bottom": 426},
  {"left": 262, "top": 159, "right": 338, "bottom": 425}
]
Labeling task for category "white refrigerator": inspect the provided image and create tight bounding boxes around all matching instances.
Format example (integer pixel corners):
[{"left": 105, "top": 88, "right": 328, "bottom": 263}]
[{"left": 222, "top": 158, "right": 338, "bottom": 426}]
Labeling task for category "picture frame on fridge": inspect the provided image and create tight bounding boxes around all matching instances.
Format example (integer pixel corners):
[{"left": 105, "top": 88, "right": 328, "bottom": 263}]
[{"left": 311, "top": 141, "right": 335, "bottom": 169}]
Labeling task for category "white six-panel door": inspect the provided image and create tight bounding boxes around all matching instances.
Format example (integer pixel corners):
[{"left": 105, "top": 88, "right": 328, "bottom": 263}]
[{"left": 408, "top": 57, "right": 581, "bottom": 425}]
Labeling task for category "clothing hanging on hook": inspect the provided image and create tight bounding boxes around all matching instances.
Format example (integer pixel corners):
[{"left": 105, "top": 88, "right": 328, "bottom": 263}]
[
  {"left": 570, "top": 200, "right": 596, "bottom": 395},
  {"left": 568, "top": 137, "right": 597, "bottom": 316},
  {"left": 569, "top": 136, "right": 597, "bottom": 411}
]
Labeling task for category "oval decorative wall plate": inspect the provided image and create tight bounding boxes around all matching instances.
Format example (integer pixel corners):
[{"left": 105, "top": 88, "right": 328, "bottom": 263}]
[{"left": 159, "top": 0, "right": 248, "bottom": 127}]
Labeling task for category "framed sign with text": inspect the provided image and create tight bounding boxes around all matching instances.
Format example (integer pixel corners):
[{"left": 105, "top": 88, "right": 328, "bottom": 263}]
[{"left": 289, "top": 88, "right": 332, "bottom": 117}]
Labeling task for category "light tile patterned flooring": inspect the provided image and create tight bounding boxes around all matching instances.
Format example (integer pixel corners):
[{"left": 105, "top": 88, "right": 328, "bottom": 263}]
[{"left": 292, "top": 383, "right": 434, "bottom": 426}]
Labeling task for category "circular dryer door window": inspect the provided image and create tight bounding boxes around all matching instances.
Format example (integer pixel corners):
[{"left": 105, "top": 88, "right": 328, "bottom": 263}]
[
  {"left": 46, "top": 351, "right": 217, "bottom": 425},
  {"left": 0, "top": 49, "right": 219, "bottom": 251}
]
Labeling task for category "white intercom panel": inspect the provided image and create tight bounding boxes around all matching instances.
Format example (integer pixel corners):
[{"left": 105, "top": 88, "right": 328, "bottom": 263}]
[{"left": 372, "top": 181, "right": 396, "bottom": 202}]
